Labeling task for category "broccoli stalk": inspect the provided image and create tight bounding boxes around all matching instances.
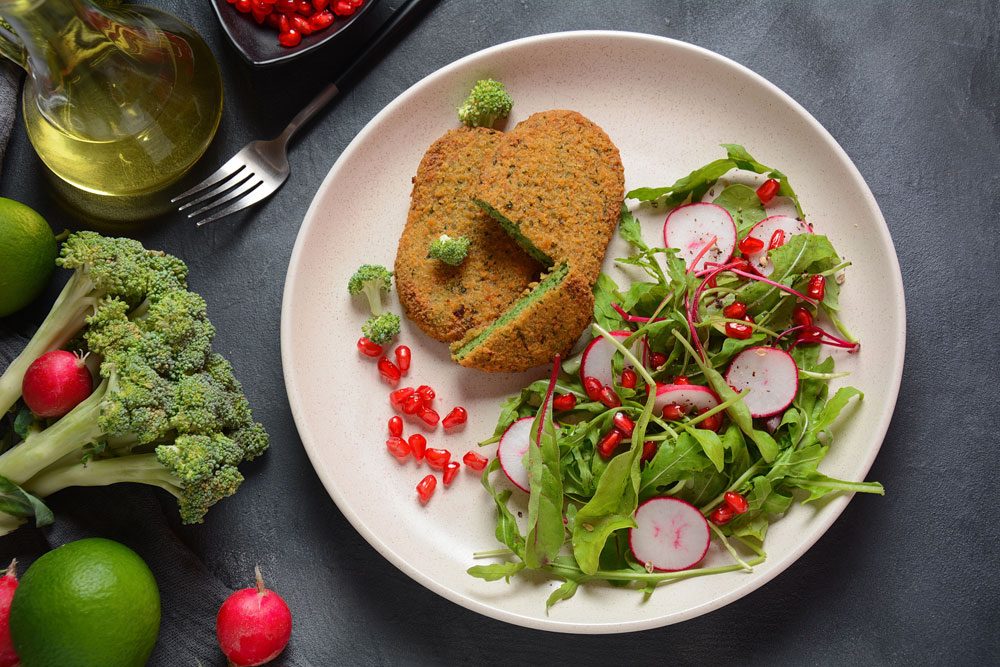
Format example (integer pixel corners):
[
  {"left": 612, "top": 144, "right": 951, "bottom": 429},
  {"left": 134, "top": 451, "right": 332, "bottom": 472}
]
[
  {"left": 458, "top": 79, "right": 513, "bottom": 128},
  {"left": 427, "top": 234, "right": 470, "bottom": 266},
  {"left": 348, "top": 264, "right": 400, "bottom": 344}
]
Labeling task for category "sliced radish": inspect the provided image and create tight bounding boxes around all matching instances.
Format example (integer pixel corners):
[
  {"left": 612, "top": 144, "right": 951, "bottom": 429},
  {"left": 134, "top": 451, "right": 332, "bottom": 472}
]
[
  {"left": 742, "top": 215, "right": 813, "bottom": 276},
  {"left": 663, "top": 203, "right": 736, "bottom": 272},
  {"left": 497, "top": 416, "right": 533, "bottom": 492},
  {"left": 653, "top": 383, "right": 720, "bottom": 415},
  {"left": 580, "top": 330, "right": 640, "bottom": 389},
  {"left": 629, "top": 497, "right": 710, "bottom": 572},
  {"left": 764, "top": 195, "right": 800, "bottom": 220},
  {"left": 724, "top": 346, "right": 799, "bottom": 418}
]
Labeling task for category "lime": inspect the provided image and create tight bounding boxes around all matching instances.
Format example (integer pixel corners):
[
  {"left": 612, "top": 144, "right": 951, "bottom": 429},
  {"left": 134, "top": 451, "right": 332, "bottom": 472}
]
[
  {"left": 9, "top": 538, "right": 161, "bottom": 667},
  {"left": 0, "top": 197, "right": 57, "bottom": 317}
]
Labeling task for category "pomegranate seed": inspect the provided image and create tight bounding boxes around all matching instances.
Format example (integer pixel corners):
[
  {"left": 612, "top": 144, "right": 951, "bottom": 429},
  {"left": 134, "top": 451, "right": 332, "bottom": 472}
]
[
  {"left": 251, "top": 8, "right": 269, "bottom": 23},
  {"left": 640, "top": 440, "right": 658, "bottom": 465},
  {"left": 389, "top": 386, "right": 415, "bottom": 408},
  {"left": 290, "top": 14, "right": 313, "bottom": 34},
  {"left": 697, "top": 408, "right": 723, "bottom": 432},
  {"left": 725, "top": 321, "right": 753, "bottom": 340},
  {"left": 620, "top": 368, "right": 638, "bottom": 389},
  {"left": 768, "top": 229, "right": 786, "bottom": 251},
  {"left": 416, "top": 475, "right": 436, "bottom": 504},
  {"left": 743, "top": 313, "right": 756, "bottom": 324},
  {"left": 332, "top": 0, "right": 354, "bottom": 15},
  {"left": 650, "top": 352, "right": 668, "bottom": 369},
  {"left": 418, "top": 407, "right": 440, "bottom": 428},
  {"left": 266, "top": 13, "right": 282, "bottom": 28},
  {"left": 596, "top": 430, "right": 623, "bottom": 458},
  {"left": 710, "top": 505, "right": 734, "bottom": 525},
  {"left": 309, "top": 9, "right": 335, "bottom": 29},
  {"left": 278, "top": 13, "right": 289, "bottom": 30},
  {"left": 792, "top": 306, "right": 814, "bottom": 328},
  {"left": 416, "top": 385, "right": 435, "bottom": 404},
  {"left": 724, "top": 491, "right": 749, "bottom": 515},
  {"left": 673, "top": 375, "right": 689, "bottom": 385},
  {"left": 797, "top": 326, "right": 823, "bottom": 345},
  {"left": 394, "top": 345, "right": 411, "bottom": 373},
  {"left": 424, "top": 448, "right": 450, "bottom": 470},
  {"left": 408, "top": 433, "right": 426, "bottom": 461},
  {"left": 661, "top": 403, "right": 686, "bottom": 421},
  {"left": 402, "top": 392, "right": 423, "bottom": 415},
  {"left": 357, "top": 337, "right": 382, "bottom": 357},
  {"left": 756, "top": 178, "right": 780, "bottom": 205},
  {"left": 738, "top": 236, "right": 764, "bottom": 255},
  {"left": 443, "top": 461, "right": 460, "bottom": 486},
  {"left": 599, "top": 385, "right": 621, "bottom": 409},
  {"left": 386, "top": 436, "right": 410, "bottom": 461},
  {"left": 236, "top": 0, "right": 252, "bottom": 12},
  {"left": 377, "top": 357, "right": 401, "bottom": 385},
  {"left": 723, "top": 301, "right": 747, "bottom": 319},
  {"left": 277, "top": 28, "right": 301, "bottom": 46},
  {"left": 275, "top": 0, "right": 296, "bottom": 11},
  {"left": 806, "top": 274, "right": 826, "bottom": 301},
  {"left": 582, "top": 376, "right": 603, "bottom": 402},
  {"left": 348, "top": 0, "right": 363, "bottom": 7},
  {"left": 312, "top": 0, "right": 328, "bottom": 8},
  {"left": 462, "top": 451, "right": 488, "bottom": 471},
  {"left": 297, "top": 0, "right": 312, "bottom": 13},
  {"left": 553, "top": 393, "right": 577, "bottom": 411},
  {"left": 388, "top": 415, "right": 403, "bottom": 437},
  {"left": 442, "top": 406, "right": 467, "bottom": 429},
  {"left": 612, "top": 412, "right": 634, "bottom": 436}
]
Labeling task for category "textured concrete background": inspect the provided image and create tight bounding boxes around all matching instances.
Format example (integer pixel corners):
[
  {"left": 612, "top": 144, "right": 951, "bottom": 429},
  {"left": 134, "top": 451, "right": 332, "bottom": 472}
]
[{"left": 1, "top": 0, "right": 998, "bottom": 664}]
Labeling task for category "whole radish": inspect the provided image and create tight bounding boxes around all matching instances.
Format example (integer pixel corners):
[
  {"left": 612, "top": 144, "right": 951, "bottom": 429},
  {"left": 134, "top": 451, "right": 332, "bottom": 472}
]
[
  {"left": 0, "top": 560, "right": 18, "bottom": 667},
  {"left": 21, "top": 350, "right": 93, "bottom": 418},
  {"left": 217, "top": 567, "right": 292, "bottom": 667}
]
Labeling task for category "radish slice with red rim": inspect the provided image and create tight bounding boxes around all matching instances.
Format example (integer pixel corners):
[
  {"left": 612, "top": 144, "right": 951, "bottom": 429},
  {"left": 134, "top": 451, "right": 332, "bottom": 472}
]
[
  {"left": 580, "top": 330, "right": 641, "bottom": 389},
  {"left": 663, "top": 202, "right": 736, "bottom": 272},
  {"left": 724, "top": 346, "right": 799, "bottom": 418},
  {"left": 497, "top": 416, "right": 533, "bottom": 492},
  {"left": 653, "top": 383, "right": 720, "bottom": 415},
  {"left": 629, "top": 497, "right": 711, "bottom": 572},
  {"left": 763, "top": 195, "right": 799, "bottom": 220},
  {"left": 742, "top": 215, "right": 812, "bottom": 276}
]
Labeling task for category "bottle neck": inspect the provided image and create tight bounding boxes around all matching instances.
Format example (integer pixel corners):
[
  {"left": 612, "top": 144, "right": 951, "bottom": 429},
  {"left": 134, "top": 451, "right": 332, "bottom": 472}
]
[{"left": 1, "top": 0, "right": 101, "bottom": 89}]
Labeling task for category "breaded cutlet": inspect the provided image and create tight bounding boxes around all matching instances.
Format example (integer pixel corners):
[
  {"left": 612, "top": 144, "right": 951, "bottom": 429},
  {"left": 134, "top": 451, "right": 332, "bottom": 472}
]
[{"left": 394, "top": 127, "right": 542, "bottom": 343}]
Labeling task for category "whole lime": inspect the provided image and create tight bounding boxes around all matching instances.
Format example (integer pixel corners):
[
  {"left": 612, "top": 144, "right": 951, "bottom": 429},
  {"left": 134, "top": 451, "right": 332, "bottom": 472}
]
[
  {"left": 0, "top": 198, "right": 56, "bottom": 317},
  {"left": 9, "top": 538, "right": 161, "bottom": 667}
]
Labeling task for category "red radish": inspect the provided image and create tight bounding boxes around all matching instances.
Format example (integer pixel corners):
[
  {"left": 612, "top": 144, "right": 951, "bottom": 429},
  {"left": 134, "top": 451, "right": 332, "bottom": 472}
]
[
  {"left": 653, "top": 383, "right": 720, "bottom": 417},
  {"left": 442, "top": 461, "right": 460, "bottom": 485},
  {"left": 21, "top": 350, "right": 93, "bottom": 418},
  {"left": 357, "top": 337, "right": 382, "bottom": 357},
  {"left": 386, "top": 437, "right": 410, "bottom": 461},
  {"left": 442, "top": 406, "right": 467, "bottom": 430},
  {"left": 663, "top": 202, "right": 736, "bottom": 272},
  {"left": 424, "top": 448, "right": 450, "bottom": 470},
  {"left": 389, "top": 386, "right": 414, "bottom": 409},
  {"left": 408, "top": 433, "right": 426, "bottom": 462},
  {"left": 0, "top": 560, "right": 17, "bottom": 667},
  {"left": 553, "top": 393, "right": 577, "bottom": 411},
  {"left": 710, "top": 505, "right": 734, "bottom": 525},
  {"left": 580, "top": 331, "right": 639, "bottom": 390},
  {"left": 377, "top": 357, "right": 400, "bottom": 385},
  {"left": 629, "top": 497, "right": 710, "bottom": 572},
  {"left": 462, "top": 451, "right": 488, "bottom": 471},
  {"left": 621, "top": 368, "right": 637, "bottom": 389},
  {"left": 597, "top": 429, "right": 623, "bottom": 458},
  {"left": 612, "top": 412, "right": 634, "bottom": 436},
  {"left": 216, "top": 566, "right": 292, "bottom": 667},
  {"left": 724, "top": 491, "right": 749, "bottom": 514},
  {"left": 741, "top": 215, "right": 812, "bottom": 276},
  {"left": 416, "top": 475, "right": 436, "bottom": 504},
  {"left": 417, "top": 407, "right": 439, "bottom": 428},
  {"left": 497, "top": 416, "right": 532, "bottom": 492},
  {"left": 388, "top": 416, "right": 403, "bottom": 437},
  {"left": 724, "top": 347, "right": 799, "bottom": 418},
  {"left": 394, "top": 345, "right": 411, "bottom": 373}
]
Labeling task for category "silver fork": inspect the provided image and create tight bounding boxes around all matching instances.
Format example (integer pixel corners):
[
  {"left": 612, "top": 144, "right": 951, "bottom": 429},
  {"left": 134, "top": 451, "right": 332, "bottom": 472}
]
[{"left": 172, "top": 0, "right": 429, "bottom": 226}]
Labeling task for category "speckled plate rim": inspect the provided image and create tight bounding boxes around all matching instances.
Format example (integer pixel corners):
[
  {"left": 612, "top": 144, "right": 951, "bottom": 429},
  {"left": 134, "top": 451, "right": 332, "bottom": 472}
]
[{"left": 281, "top": 30, "right": 905, "bottom": 633}]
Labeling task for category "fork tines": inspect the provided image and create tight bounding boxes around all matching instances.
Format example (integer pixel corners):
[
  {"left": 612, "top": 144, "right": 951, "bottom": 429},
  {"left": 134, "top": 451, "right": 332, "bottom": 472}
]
[{"left": 171, "top": 152, "right": 268, "bottom": 227}]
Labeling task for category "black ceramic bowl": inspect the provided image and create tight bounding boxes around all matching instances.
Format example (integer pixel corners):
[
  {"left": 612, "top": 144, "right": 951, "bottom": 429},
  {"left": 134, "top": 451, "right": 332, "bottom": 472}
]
[{"left": 212, "top": 0, "right": 380, "bottom": 67}]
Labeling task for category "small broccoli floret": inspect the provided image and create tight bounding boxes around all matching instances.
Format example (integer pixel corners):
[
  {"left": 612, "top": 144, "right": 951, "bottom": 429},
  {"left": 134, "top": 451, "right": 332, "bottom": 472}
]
[
  {"left": 362, "top": 312, "right": 401, "bottom": 345},
  {"left": 348, "top": 264, "right": 393, "bottom": 315},
  {"left": 427, "top": 234, "right": 471, "bottom": 266},
  {"left": 458, "top": 79, "right": 513, "bottom": 128}
]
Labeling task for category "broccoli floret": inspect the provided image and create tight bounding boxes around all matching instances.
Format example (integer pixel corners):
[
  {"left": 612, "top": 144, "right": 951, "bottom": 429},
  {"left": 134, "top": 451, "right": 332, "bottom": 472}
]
[
  {"left": 362, "top": 313, "right": 401, "bottom": 345},
  {"left": 458, "top": 79, "right": 513, "bottom": 128},
  {"left": 348, "top": 264, "right": 392, "bottom": 315},
  {"left": 427, "top": 234, "right": 470, "bottom": 266}
]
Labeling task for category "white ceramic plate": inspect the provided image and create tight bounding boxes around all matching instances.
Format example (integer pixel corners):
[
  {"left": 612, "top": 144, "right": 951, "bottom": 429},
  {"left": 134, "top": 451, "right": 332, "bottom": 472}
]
[{"left": 281, "top": 31, "right": 905, "bottom": 633}]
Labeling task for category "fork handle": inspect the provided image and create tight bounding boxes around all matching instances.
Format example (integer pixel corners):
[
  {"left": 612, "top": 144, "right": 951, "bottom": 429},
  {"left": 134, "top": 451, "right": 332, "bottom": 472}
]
[{"left": 277, "top": 82, "right": 339, "bottom": 145}]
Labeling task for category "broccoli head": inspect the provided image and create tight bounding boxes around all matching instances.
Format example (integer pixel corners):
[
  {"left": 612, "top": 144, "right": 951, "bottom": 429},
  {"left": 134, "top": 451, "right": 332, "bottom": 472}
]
[
  {"left": 427, "top": 234, "right": 470, "bottom": 266},
  {"left": 362, "top": 312, "right": 401, "bottom": 345},
  {"left": 348, "top": 264, "right": 393, "bottom": 315},
  {"left": 458, "top": 79, "right": 513, "bottom": 128}
]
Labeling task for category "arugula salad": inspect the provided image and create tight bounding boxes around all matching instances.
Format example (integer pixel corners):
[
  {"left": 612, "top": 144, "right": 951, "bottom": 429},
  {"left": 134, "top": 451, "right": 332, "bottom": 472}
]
[{"left": 468, "top": 145, "right": 884, "bottom": 609}]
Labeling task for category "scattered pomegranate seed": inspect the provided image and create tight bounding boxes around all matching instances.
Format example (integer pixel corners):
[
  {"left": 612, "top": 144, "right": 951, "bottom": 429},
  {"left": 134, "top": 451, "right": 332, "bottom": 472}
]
[
  {"left": 673, "top": 375, "right": 689, "bottom": 385},
  {"left": 697, "top": 408, "right": 723, "bottom": 432},
  {"left": 620, "top": 368, "right": 638, "bottom": 389},
  {"left": 792, "top": 306, "right": 814, "bottom": 328},
  {"left": 312, "top": 0, "right": 329, "bottom": 9},
  {"left": 582, "top": 376, "right": 603, "bottom": 402},
  {"left": 332, "top": 0, "right": 355, "bottom": 15},
  {"left": 723, "top": 491, "right": 749, "bottom": 515},
  {"left": 597, "top": 430, "right": 623, "bottom": 458},
  {"left": 388, "top": 416, "right": 403, "bottom": 437},
  {"left": 710, "top": 504, "right": 734, "bottom": 525},
  {"left": 308, "top": 9, "right": 334, "bottom": 29},
  {"left": 756, "top": 178, "right": 780, "bottom": 205},
  {"left": 640, "top": 440, "right": 658, "bottom": 465},
  {"left": 462, "top": 451, "right": 488, "bottom": 471},
  {"left": 725, "top": 321, "right": 753, "bottom": 340},
  {"left": 408, "top": 433, "right": 426, "bottom": 461},
  {"left": 768, "top": 229, "right": 786, "bottom": 251},
  {"left": 385, "top": 436, "right": 410, "bottom": 461},
  {"left": 612, "top": 412, "right": 634, "bottom": 436},
  {"left": 661, "top": 403, "right": 686, "bottom": 421},
  {"left": 416, "top": 385, "right": 435, "bottom": 404},
  {"left": 424, "top": 448, "right": 450, "bottom": 470},
  {"left": 290, "top": 14, "right": 313, "bottom": 34},
  {"left": 797, "top": 326, "right": 823, "bottom": 345},
  {"left": 599, "top": 385, "right": 621, "bottom": 408},
  {"left": 236, "top": 0, "right": 252, "bottom": 12},
  {"left": 416, "top": 475, "right": 436, "bottom": 504},
  {"left": 442, "top": 461, "right": 460, "bottom": 486},
  {"left": 277, "top": 28, "right": 301, "bottom": 47},
  {"left": 389, "top": 386, "right": 415, "bottom": 409},
  {"left": 723, "top": 301, "right": 748, "bottom": 319},
  {"left": 418, "top": 407, "right": 440, "bottom": 428},
  {"left": 806, "top": 274, "right": 826, "bottom": 301},
  {"left": 228, "top": 0, "right": 364, "bottom": 47},
  {"left": 738, "top": 236, "right": 765, "bottom": 255},
  {"left": 650, "top": 352, "right": 668, "bottom": 369},
  {"left": 377, "top": 357, "right": 400, "bottom": 385},
  {"left": 357, "top": 337, "right": 382, "bottom": 357},
  {"left": 442, "top": 406, "right": 467, "bottom": 430},
  {"left": 553, "top": 393, "right": 577, "bottom": 411},
  {"left": 394, "top": 345, "right": 411, "bottom": 373},
  {"left": 402, "top": 392, "right": 423, "bottom": 415}
]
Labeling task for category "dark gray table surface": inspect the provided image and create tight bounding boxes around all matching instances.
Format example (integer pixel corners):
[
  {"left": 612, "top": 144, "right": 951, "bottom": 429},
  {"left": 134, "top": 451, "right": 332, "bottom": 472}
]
[{"left": 2, "top": 0, "right": 998, "bottom": 664}]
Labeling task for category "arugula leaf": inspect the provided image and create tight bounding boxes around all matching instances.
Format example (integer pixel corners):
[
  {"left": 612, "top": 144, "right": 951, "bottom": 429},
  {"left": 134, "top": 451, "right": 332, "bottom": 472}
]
[
  {"left": 524, "top": 364, "right": 566, "bottom": 569},
  {"left": 571, "top": 449, "right": 639, "bottom": 575},
  {"left": 480, "top": 458, "right": 525, "bottom": 558},
  {"left": 741, "top": 234, "right": 841, "bottom": 314},
  {"left": 712, "top": 184, "right": 766, "bottom": 234},
  {"left": 0, "top": 474, "right": 53, "bottom": 528},
  {"left": 785, "top": 473, "right": 884, "bottom": 503},
  {"left": 618, "top": 204, "right": 649, "bottom": 251},
  {"left": 683, "top": 426, "right": 725, "bottom": 472},
  {"left": 593, "top": 273, "right": 624, "bottom": 332},
  {"left": 468, "top": 561, "right": 526, "bottom": 582},
  {"left": 13, "top": 406, "right": 34, "bottom": 440},
  {"left": 546, "top": 578, "right": 580, "bottom": 610},
  {"left": 626, "top": 158, "right": 735, "bottom": 205},
  {"left": 638, "top": 432, "right": 712, "bottom": 498}
]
